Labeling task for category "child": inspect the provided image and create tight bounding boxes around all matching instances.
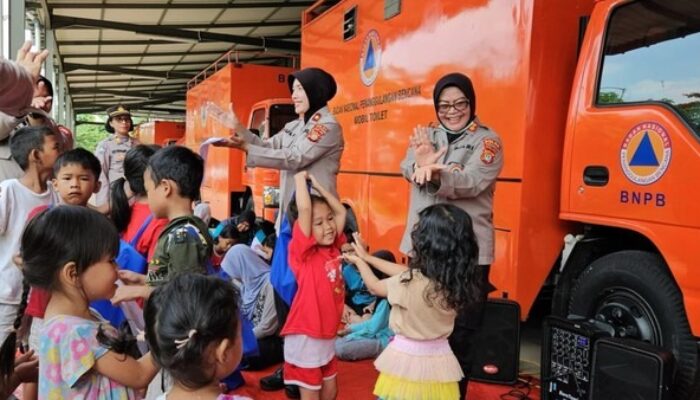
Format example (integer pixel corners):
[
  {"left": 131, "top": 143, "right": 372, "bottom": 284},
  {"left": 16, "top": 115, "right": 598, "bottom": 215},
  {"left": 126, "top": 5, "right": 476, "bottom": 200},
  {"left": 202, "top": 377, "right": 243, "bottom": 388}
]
[
  {"left": 0, "top": 206, "right": 159, "bottom": 397},
  {"left": 112, "top": 145, "right": 213, "bottom": 303},
  {"left": 211, "top": 223, "right": 243, "bottom": 268},
  {"left": 110, "top": 145, "right": 168, "bottom": 260},
  {"left": 144, "top": 273, "right": 251, "bottom": 400},
  {"left": 0, "top": 126, "right": 61, "bottom": 347},
  {"left": 23, "top": 148, "right": 102, "bottom": 399},
  {"left": 280, "top": 171, "right": 346, "bottom": 400},
  {"left": 343, "top": 204, "right": 482, "bottom": 400}
]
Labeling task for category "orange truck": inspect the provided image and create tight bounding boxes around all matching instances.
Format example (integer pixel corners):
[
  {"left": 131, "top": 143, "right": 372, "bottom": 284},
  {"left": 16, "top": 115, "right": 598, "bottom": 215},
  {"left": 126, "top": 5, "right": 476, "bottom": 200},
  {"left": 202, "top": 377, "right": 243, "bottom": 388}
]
[
  {"left": 137, "top": 120, "right": 185, "bottom": 147},
  {"left": 186, "top": 58, "right": 296, "bottom": 220},
  {"left": 300, "top": 0, "right": 700, "bottom": 395}
]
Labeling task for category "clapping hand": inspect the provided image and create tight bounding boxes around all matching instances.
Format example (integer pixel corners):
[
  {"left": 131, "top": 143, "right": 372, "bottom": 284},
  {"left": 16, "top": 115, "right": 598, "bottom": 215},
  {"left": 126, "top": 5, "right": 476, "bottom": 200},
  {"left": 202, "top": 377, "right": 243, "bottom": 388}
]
[
  {"left": 410, "top": 125, "right": 446, "bottom": 167},
  {"left": 411, "top": 163, "right": 446, "bottom": 185}
]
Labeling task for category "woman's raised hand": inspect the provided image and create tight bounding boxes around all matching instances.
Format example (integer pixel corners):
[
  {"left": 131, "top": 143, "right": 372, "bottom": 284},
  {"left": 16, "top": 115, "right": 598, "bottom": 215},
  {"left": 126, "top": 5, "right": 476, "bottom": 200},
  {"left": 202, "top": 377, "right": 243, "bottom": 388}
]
[{"left": 410, "top": 125, "right": 446, "bottom": 167}]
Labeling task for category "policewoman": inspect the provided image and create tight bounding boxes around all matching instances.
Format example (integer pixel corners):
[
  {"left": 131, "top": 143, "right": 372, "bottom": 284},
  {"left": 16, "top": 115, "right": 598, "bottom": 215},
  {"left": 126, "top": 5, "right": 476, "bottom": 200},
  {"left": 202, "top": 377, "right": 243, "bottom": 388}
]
[
  {"left": 216, "top": 67, "right": 343, "bottom": 230},
  {"left": 399, "top": 72, "right": 503, "bottom": 398},
  {"left": 93, "top": 104, "right": 139, "bottom": 207}
]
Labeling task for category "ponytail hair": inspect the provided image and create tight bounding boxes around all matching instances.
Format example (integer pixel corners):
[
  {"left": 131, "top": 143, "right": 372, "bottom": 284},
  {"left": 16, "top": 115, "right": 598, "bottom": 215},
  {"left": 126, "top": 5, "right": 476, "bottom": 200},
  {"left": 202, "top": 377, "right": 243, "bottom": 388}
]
[
  {"left": 0, "top": 281, "right": 30, "bottom": 386},
  {"left": 109, "top": 145, "right": 156, "bottom": 233},
  {"left": 144, "top": 273, "right": 241, "bottom": 389}
]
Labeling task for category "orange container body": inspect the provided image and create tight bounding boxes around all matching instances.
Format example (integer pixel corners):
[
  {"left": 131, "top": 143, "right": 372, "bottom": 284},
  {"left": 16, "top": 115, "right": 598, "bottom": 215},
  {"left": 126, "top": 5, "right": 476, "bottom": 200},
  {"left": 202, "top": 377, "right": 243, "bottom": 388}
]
[
  {"left": 301, "top": 0, "right": 593, "bottom": 320},
  {"left": 301, "top": 0, "right": 700, "bottom": 335},
  {"left": 138, "top": 121, "right": 185, "bottom": 147},
  {"left": 186, "top": 63, "right": 295, "bottom": 220}
]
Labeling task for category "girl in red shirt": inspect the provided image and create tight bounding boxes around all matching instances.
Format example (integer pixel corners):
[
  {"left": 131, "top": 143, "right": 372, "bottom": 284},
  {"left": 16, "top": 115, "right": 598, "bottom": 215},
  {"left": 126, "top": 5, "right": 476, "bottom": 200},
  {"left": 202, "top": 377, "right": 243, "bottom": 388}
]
[{"left": 281, "top": 171, "right": 346, "bottom": 400}]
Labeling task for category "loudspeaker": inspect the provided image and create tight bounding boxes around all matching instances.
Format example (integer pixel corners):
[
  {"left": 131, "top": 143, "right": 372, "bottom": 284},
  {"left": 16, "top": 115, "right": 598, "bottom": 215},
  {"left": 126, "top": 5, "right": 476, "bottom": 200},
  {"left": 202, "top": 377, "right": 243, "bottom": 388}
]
[
  {"left": 541, "top": 316, "right": 613, "bottom": 400},
  {"left": 469, "top": 299, "right": 521, "bottom": 384},
  {"left": 590, "top": 338, "right": 675, "bottom": 400}
]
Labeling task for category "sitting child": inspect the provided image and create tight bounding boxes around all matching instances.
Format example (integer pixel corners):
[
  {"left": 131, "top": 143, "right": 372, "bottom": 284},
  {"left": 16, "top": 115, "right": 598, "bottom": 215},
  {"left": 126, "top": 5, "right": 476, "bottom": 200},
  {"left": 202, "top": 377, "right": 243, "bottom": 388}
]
[{"left": 341, "top": 248, "right": 394, "bottom": 324}]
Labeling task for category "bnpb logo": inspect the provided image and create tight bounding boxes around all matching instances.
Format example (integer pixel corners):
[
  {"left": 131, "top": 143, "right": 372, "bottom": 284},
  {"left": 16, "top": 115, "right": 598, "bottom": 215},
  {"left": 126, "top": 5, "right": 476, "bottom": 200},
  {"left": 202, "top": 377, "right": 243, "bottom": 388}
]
[
  {"left": 620, "top": 122, "right": 671, "bottom": 185},
  {"left": 359, "top": 30, "right": 381, "bottom": 86}
]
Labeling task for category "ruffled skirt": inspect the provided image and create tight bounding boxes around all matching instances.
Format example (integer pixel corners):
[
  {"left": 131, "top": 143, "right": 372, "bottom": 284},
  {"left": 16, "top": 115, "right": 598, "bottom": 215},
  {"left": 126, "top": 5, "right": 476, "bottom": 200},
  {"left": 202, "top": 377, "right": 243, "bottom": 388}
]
[{"left": 373, "top": 335, "right": 463, "bottom": 400}]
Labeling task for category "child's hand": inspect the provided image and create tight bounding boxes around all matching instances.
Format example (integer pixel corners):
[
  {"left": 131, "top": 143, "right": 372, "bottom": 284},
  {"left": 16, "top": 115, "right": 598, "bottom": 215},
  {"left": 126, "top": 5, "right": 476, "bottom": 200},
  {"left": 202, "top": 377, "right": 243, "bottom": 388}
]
[
  {"left": 13, "top": 349, "right": 38, "bottom": 384},
  {"left": 307, "top": 173, "right": 321, "bottom": 189},
  {"left": 294, "top": 170, "right": 309, "bottom": 181},
  {"left": 341, "top": 304, "right": 357, "bottom": 324},
  {"left": 337, "top": 326, "right": 351, "bottom": 337},
  {"left": 351, "top": 232, "right": 370, "bottom": 260},
  {"left": 342, "top": 252, "right": 362, "bottom": 266},
  {"left": 118, "top": 270, "right": 146, "bottom": 285},
  {"left": 111, "top": 285, "right": 145, "bottom": 304}
]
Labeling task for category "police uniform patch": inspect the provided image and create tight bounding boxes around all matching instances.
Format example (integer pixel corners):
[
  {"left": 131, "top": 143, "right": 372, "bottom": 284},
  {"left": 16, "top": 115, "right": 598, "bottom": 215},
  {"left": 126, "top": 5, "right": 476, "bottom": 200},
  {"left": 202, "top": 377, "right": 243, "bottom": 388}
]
[
  {"left": 480, "top": 138, "right": 501, "bottom": 164},
  {"left": 467, "top": 120, "right": 479, "bottom": 133},
  {"left": 307, "top": 124, "right": 329, "bottom": 143},
  {"left": 448, "top": 162, "right": 464, "bottom": 173}
]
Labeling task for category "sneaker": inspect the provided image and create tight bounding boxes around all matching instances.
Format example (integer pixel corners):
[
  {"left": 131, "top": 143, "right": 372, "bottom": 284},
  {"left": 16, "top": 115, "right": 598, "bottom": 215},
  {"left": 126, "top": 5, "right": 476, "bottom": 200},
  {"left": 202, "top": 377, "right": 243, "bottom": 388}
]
[
  {"left": 259, "top": 366, "right": 284, "bottom": 391},
  {"left": 285, "top": 384, "right": 301, "bottom": 399}
]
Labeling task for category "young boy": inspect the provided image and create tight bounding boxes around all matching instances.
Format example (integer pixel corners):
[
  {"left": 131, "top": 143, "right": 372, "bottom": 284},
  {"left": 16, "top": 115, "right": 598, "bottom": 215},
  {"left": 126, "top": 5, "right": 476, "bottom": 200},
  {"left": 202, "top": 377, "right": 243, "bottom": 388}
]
[
  {"left": 113, "top": 145, "right": 213, "bottom": 301},
  {"left": 51, "top": 148, "right": 102, "bottom": 206},
  {"left": 0, "top": 126, "right": 61, "bottom": 346}
]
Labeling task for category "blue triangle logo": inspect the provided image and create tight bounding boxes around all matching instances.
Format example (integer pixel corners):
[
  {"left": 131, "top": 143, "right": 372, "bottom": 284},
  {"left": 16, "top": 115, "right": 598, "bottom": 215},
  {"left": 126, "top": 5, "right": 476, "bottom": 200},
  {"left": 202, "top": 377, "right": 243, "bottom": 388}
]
[
  {"left": 364, "top": 42, "right": 375, "bottom": 72},
  {"left": 629, "top": 132, "right": 659, "bottom": 166}
]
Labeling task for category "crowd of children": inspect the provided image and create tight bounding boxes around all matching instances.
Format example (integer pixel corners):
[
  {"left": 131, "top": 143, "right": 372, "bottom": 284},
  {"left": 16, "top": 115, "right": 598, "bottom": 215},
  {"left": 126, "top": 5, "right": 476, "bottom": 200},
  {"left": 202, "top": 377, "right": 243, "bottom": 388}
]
[{"left": 0, "top": 42, "right": 490, "bottom": 400}]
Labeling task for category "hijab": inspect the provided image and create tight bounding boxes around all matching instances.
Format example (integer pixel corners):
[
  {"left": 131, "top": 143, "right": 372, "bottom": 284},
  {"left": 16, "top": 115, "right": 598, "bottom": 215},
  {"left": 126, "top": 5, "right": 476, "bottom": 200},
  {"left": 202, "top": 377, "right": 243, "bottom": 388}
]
[
  {"left": 433, "top": 73, "right": 477, "bottom": 142},
  {"left": 288, "top": 67, "right": 337, "bottom": 123}
]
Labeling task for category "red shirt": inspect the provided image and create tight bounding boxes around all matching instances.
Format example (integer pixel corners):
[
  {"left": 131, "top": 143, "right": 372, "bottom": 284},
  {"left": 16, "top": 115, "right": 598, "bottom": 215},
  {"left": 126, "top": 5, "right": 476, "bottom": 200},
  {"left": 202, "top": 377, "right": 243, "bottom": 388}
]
[
  {"left": 123, "top": 202, "right": 168, "bottom": 260},
  {"left": 280, "top": 222, "right": 345, "bottom": 339},
  {"left": 25, "top": 205, "right": 50, "bottom": 318}
]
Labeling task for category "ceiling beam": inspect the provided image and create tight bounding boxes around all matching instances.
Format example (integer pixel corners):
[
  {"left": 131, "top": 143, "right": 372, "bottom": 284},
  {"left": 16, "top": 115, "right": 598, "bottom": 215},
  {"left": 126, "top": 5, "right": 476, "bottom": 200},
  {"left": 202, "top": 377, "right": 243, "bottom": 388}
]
[
  {"left": 52, "top": 15, "right": 300, "bottom": 52},
  {"left": 39, "top": 1, "right": 314, "bottom": 9},
  {"left": 63, "top": 63, "right": 195, "bottom": 79},
  {"left": 70, "top": 82, "right": 186, "bottom": 89},
  {"left": 58, "top": 20, "right": 299, "bottom": 30},
  {"left": 61, "top": 50, "right": 228, "bottom": 59},
  {"left": 71, "top": 87, "right": 185, "bottom": 97},
  {"left": 58, "top": 40, "right": 184, "bottom": 46}
]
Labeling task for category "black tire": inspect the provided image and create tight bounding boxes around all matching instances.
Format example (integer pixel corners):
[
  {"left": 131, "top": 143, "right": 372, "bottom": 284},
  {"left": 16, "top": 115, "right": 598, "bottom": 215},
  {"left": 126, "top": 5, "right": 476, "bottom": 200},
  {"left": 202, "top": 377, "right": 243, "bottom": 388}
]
[{"left": 568, "top": 250, "right": 700, "bottom": 399}]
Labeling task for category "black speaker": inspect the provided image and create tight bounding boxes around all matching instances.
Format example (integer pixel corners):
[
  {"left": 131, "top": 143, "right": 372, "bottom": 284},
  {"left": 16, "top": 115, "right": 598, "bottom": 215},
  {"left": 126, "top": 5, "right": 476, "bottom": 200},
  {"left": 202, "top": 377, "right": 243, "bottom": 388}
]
[
  {"left": 469, "top": 299, "right": 521, "bottom": 384},
  {"left": 590, "top": 338, "right": 675, "bottom": 400},
  {"left": 541, "top": 316, "right": 614, "bottom": 400}
]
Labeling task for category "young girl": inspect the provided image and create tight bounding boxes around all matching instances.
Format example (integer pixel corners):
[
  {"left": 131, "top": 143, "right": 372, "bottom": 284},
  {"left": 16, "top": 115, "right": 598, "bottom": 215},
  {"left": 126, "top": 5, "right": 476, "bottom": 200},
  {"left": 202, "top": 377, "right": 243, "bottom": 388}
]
[
  {"left": 111, "top": 144, "right": 168, "bottom": 260},
  {"left": 280, "top": 171, "right": 346, "bottom": 400},
  {"left": 143, "top": 273, "right": 251, "bottom": 400},
  {"left": 343, "top": 203, "right": 481, "bottom": 400},
  {"left": 0, "top": 205, "right": 158, "bottom": 398}
]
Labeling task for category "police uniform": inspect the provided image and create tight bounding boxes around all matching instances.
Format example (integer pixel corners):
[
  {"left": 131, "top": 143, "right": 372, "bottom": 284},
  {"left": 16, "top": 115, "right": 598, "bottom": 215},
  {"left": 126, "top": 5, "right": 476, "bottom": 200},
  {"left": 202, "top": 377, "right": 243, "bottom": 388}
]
[
  {"left": 241, "top": 106, "right": 344, "bottom": 230},
  {"left": 399, "top": 119, "right": 504, "bottom": 265},
  {"left": 146, "top": 215, "right": 213, "bottom": 286},
  {"left": 93, "top": 134, "right": 137, "bottom": 205}
]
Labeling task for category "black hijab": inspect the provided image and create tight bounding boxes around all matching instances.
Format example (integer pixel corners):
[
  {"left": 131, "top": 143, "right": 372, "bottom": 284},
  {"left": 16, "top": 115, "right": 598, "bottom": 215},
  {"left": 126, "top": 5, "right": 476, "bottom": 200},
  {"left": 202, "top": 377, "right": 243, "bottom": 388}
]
[
  {"left": 433, "top": 73, "right": 477, "bottom": 136},
  {"left": 288, "top": 67, "right": 337, "bottom": 123}
]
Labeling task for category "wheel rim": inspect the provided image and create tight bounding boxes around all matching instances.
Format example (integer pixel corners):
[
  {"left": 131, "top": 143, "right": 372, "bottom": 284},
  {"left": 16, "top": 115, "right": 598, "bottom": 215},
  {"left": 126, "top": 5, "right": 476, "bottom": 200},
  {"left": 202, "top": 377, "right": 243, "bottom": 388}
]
[{"left": 592, "top": 287, "right": 662, "bottom": 344}]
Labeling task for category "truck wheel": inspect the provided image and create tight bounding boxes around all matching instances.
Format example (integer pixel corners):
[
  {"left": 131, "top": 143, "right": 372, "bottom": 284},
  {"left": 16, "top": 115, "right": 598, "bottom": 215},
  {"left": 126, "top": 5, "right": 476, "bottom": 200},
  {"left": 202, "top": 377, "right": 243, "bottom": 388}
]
[{"left": 568, "top": 250, "right": 700, "bottom": 398}]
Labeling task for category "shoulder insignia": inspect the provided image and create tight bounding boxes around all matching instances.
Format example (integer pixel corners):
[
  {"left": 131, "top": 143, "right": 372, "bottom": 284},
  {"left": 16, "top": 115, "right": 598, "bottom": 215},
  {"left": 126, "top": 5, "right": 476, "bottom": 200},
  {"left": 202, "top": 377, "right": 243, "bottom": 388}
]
[
  {"left": 481, "top": 138, "right": 501, "bottom": 165},
  {"left": 312, "top": 113, "right": 322, "bottom": 122},
  {"left": 467, "top": 120, "right": 479, "bottom": 133},
  {"left": 307, "top": 124, "right": 329, "bottom": 143}
]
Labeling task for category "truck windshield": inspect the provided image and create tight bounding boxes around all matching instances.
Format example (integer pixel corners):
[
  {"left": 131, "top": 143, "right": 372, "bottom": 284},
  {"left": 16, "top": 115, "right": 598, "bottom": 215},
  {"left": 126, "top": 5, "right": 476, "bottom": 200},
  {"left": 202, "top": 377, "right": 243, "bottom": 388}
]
[
  {"left": 598, "top": 0, "right": 700, "bottom": 134},
  {"left": 269, "top": 104, "right": 297, "bottom": 137}
]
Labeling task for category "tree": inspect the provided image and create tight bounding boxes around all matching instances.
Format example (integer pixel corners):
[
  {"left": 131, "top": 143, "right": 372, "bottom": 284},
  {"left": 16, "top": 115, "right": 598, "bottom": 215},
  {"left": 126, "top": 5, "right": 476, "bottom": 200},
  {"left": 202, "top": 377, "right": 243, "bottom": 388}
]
[{"left": 75, "top": 114, "right": 108, "bottom": 152}]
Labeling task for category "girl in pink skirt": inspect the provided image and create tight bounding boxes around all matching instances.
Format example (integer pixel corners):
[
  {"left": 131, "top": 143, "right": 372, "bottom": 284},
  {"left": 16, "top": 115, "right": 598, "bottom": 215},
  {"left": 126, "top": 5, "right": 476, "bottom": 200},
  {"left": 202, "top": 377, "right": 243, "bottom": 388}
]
[{"left": 344, "top": 204, "right": 481, "bottom": 400}]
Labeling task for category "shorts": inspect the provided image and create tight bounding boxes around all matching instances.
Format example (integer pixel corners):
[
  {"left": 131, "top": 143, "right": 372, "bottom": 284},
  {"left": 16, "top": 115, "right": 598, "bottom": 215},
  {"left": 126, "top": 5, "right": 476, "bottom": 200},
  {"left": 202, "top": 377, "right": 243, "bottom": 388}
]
[{"left": 283, "top": 356, "right": 338, "bottom": 390}]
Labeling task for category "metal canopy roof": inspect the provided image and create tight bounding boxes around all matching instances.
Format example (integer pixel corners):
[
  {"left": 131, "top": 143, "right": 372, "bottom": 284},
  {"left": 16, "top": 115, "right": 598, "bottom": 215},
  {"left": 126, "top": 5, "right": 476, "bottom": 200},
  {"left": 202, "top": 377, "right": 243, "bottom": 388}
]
[{"left": 31, "top": 0, "right": 310, "bottom": 117}]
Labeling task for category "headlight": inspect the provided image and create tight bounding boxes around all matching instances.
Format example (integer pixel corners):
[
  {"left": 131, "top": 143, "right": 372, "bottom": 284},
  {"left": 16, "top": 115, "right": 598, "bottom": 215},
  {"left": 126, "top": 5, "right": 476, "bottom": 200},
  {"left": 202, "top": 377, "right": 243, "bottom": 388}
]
[{"left": 263, "top": 186, "right": 280, "bottom": 207}]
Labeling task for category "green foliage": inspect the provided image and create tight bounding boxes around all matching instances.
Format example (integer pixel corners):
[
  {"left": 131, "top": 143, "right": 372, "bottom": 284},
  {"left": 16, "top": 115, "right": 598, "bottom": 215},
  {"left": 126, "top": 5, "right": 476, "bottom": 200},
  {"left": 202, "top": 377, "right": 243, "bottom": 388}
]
[
  {"left": 598, "top": 91, "right": 623, "bottom": 104},
  {"left": 74, "top": 113, "right": 146, "bottom": 152}
]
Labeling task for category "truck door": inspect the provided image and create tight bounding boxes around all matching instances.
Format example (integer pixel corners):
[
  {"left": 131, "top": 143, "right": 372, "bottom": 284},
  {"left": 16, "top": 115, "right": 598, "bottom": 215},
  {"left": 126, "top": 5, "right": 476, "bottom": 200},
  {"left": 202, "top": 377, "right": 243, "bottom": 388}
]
[{"left": 564, "top": 0, "right": 700, "bottom": 229}]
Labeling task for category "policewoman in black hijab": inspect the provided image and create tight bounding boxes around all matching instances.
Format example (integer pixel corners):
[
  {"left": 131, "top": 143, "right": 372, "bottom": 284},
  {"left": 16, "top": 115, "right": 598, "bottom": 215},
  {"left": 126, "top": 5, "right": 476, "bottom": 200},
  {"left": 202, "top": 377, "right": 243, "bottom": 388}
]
[
  {"left": 399, "top": 72, "right": 503, "bottom": 397},
  {"left": 216, "top": 67, "right": 343, "bottom": 231}
]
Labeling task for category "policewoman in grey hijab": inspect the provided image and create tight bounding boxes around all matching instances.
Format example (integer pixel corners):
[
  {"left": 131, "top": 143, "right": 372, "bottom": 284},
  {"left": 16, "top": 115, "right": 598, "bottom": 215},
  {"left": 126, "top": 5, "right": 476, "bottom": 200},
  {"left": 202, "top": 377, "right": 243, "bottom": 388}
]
[
  {"left": 216, "top": 67, "right": 343, "bottom": 231},
  {"left": 399, "top": 72, "right": 503, "bottom": 397}
]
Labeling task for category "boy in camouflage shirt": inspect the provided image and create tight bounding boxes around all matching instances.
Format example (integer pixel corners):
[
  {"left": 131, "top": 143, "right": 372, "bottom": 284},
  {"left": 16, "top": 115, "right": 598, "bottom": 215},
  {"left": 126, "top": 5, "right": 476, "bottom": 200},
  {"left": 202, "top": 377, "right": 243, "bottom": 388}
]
[{"left": 112, "top": 146, "right": 213, "bottom": 302}]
